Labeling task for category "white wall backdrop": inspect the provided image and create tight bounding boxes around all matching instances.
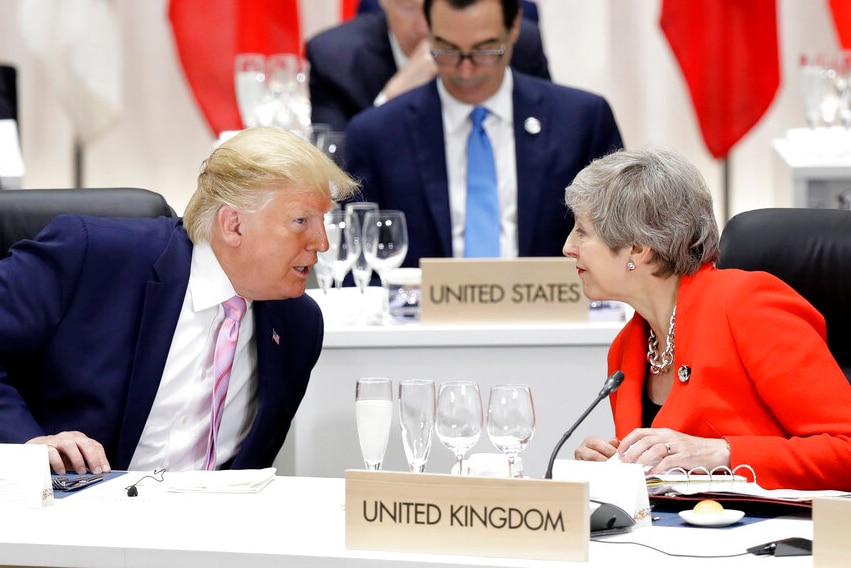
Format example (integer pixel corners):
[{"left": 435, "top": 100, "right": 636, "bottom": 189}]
[{"left": 0, "top": 0, "right": 842, "bottom": 219}]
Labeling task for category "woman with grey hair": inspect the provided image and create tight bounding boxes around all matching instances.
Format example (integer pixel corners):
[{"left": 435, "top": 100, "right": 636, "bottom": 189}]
[{"left": 564, "top": 147, "right": 851, "bottom": 491}]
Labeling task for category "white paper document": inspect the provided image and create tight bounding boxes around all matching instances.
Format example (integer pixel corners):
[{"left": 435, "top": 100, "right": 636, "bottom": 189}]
[
  {"left": 0, "top": 443, "right": 53, "bottom": 508},
  {"left": 167, "top": 467, "right": 276, "bottom": 493}
]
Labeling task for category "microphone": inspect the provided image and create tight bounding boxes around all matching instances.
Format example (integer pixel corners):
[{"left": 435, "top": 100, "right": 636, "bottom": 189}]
[{"left": 543, "top": 370, "right": 625, "bottom": 479}]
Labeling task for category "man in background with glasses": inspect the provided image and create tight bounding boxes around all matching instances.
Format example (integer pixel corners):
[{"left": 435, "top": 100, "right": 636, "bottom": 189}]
[
  {"left": 306, "top": 0, "right": 550, "bottom": 132},
  {"left": 344, "top": 0, "right": 623, "bottom": 266}
]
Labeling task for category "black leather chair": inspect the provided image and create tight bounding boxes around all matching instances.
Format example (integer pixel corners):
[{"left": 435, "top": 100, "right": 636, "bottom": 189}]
[
  {"left": 0, "top": 187, "right": 176, "bottom": 257},
  {"left": 718, "top": 207, "right": 851, "bottom": 379},
  {"left": 0, "top": 64, "right": 16, "bottom": 123}
]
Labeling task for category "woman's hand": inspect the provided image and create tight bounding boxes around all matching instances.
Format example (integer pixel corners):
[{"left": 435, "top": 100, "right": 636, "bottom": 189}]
[
  {"left": 574, "top": 435, "right": 620, "bottom": 461},
  {"left": 616, "top": 428, "right": 730, "bottom": 474},
  {"left": 27, "top": 431, "right": 111, "bottom": 475}
]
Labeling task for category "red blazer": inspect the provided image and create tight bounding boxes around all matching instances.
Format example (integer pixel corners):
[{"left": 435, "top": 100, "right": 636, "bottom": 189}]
[{"left": 608, "top": 264, "right": 851, "bottom": 490}]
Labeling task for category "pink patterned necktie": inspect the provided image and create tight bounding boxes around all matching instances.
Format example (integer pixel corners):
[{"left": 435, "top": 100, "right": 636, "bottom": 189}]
[{"left": 203, "top": 295, "right": 247, "bottom": 470}]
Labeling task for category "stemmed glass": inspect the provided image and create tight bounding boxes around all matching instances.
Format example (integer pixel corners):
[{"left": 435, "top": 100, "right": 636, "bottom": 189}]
[
  {"left": 363, "top": 210, "right": 408, "bottom": 319},
  {"left": 318, "top": 210, "right": 361, "bottom": 289},
  {"left": 345, "top": 202, "right": 379, "bottom": 293},
  {"left": 265, "top": 53, "right": 299, "bottom": 129},
  {"left": 312, "top": 257, "right": 333, "bottom": 294},
  {"left": 355, "top": 377, "right": 394, "bottom": 471},
  {"left": 398, "top": 379, "right": 436, "bottom": 473},
  {"left": 435, "top": 381, "right": 483, "bottom": 475},
  {"left": 234, "top": 53, "right": 267, "bottom": 129},
  {"left": 486, "top": 384, "right": 536, "bottom": 478}
]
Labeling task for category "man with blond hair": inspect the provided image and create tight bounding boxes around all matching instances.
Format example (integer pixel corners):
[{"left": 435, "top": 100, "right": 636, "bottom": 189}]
[{"left": 0, "top": 127, "right": 358, "bottom": 475}]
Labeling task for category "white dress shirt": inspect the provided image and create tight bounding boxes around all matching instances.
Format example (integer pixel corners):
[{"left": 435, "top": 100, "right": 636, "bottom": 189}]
[
  {"left": 129, "top": 242, "right": 258, "bottom": 471},
  {"left": 437, "top": 69, "right": 519, "bottom": 258}
]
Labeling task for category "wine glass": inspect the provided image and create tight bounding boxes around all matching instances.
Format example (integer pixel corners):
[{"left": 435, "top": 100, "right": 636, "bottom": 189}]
[
  {"left": 486, "top": 384, "right": 536, "bottom": 478},
  {"left": 363, "top": 210, "right": 408, "bottom": 319},
  {"left": 345, "top": 202, "right": 379, "bottom": 293},
  {"left": 318, "top": 210, "right": 361, "bottom": 289},
  {"left": 398, "top": 379, "right": 436, "bottom": 473},
  {"left": 355, "top": 377, "right": 394, "bottom": 471},
  {"left": 234, "top": 53, "right": 268, "bottom": 129},
  {"left": 435, "top": 381, "right": 483, "bottom": 475}
]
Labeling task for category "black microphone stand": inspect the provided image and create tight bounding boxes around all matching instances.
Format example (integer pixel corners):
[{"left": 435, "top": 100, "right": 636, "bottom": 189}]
[{"left": 543, "top": 371, "right": 624, "bottom": 479}]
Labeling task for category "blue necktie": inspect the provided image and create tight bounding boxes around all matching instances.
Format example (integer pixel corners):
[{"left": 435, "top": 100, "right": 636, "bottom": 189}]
[{"left": 465, "top": 106, "right": 500, "bottom": 257}]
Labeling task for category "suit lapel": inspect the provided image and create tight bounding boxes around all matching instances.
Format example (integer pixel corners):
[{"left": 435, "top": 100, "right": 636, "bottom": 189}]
[
  {"left": 409, "top": 82, "right": 453, "bottom": 257},
  {"left": 114, "top": 229, "right": 193, "bottom": 467},
  {"left": 512, "top": 76, "right": 549, "bottom": 256}
]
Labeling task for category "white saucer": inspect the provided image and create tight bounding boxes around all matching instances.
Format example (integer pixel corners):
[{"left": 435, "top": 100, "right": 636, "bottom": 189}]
[{"left": 678, "top": 508, "right": 745, "bottom": 527}]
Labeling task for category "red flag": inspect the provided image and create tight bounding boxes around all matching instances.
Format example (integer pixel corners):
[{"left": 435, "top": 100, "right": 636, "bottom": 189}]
[
  {"left": 660, "top": 0, "right": 780, "bottom": 158},
  {"left": 168, "top": 0, "right": 302, "bottom": 136},
  {"left": 830, "top": 0, "right": 851, "bottom": 49},
  {"left": 341, "top": 0, "right": 360, "bottom": 20}
]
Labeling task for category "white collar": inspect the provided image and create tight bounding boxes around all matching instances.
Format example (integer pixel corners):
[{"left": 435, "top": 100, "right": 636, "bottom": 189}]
[
  {"left": 188, "top": 242, "right": 248, "bottom": 312},
  {"left": 388, "top": 31, "right": 408, "bottom": 71},
  {"left": 437, "top": 68, "right": 514, "bottom": 136}
]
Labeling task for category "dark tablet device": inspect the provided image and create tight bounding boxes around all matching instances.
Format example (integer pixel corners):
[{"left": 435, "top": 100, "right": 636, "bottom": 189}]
[{"left": 747, "top": 537, "right": 812, "bottom": 557}]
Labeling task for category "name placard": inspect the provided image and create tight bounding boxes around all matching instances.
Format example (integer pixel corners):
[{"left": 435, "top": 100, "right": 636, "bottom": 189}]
[
  {"left": 419, "top": 257, "right": 587, "bottom": 324},
  {"left": 814, "top": 497, "right": 851, "bottom": 567},
  {"left": 345, "top": 470, "right": 589, "bottom": 562}
]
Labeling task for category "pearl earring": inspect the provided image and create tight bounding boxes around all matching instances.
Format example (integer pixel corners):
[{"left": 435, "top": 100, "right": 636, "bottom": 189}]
[{"left": 627, "top": 261, "right": 636, "bottom": 271}]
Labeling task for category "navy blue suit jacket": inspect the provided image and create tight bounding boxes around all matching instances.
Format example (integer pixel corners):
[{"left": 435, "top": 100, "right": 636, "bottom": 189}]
[
  {"left": 0, "top": 215, "right": 323, "bottom": 470},
  {"left": 344, "top": 72, "right": 624, "bottom": 266},
  {"left": 307, "top": 12, "right": 550, "bottom": 131}
]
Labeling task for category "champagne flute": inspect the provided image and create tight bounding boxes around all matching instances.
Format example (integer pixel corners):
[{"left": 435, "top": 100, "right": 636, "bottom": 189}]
[
  {"left": 234, "top": 53, "right": 267, "bottom": 129},
  {"left": 398, "top": 379, "right": 436, "bottom": 473},
  {"left": 435, "top": 381, "right": 482, "bottom": 475},
  {"left": 345, "top": 202, "right": 379, "bottom": 293},
  {"left": 486, "top": 384, "right": 536, "bottom": 478},
  {"left": 363, "top": 210, "right": 408, "bottom": 320},
  {"left": 266, "top": 53, "right": 299, "bottom": 130},
  {"left": 318, "top": 210, "right": 361, "bottom": 289},
  {"left": 355, "top": 377, "right": 394, "bottom": 471}
]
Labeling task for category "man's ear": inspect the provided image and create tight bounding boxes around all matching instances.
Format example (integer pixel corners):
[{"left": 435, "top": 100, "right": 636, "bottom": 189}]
[
  {"left": 509, "top": 11, "right": 522, "bottom": 44},
  {"left": 217, "top": 205, "right": 243, "bottom": 246}
]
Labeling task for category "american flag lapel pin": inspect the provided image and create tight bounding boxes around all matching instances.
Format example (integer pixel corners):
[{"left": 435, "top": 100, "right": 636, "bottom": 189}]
[{"left": 271, "top": 329, "right": 280, "bottom": 345}]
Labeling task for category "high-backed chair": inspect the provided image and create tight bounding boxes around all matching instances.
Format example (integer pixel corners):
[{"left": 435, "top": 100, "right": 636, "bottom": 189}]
[
  {"left": 0, "top": 64, "right": 16, "bottom": 122},
  {"left": 0, "top": 187, "right": 176, "bottom": 258},
  {"left": 718, "top": 207, "right": 851, "bottom": 379}
]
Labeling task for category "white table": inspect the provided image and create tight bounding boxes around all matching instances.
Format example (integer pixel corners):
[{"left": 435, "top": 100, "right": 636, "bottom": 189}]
[
  {"left": 772, "top": 131, "right": 851, "bottom": 208},
  {"left": 275, "top": 294, "right": 625, "bottom": 479},
  {"left": 0, "top": 474, "right": 814, "bottom": 568}
]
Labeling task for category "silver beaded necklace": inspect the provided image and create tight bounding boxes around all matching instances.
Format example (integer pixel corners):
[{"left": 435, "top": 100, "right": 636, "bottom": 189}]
[{"left": 647, "top": 305, "right": 676, "bottom": 375}]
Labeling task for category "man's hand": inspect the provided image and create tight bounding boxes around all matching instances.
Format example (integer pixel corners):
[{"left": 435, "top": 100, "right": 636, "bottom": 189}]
[
  {"left": 382, "top": 39, "right": 438, "bottom": 102},
  {"left": 27, "top": 431, "right": 111, "bottom": 475}
]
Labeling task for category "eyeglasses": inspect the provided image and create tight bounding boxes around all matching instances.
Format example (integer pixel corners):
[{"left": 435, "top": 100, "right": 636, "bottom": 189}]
[{"left": 430, "top": 44, "right": 507, "bottom": 67}]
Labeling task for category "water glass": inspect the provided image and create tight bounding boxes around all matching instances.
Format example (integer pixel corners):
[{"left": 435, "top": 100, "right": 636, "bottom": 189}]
[
  {"left": 398, "top": 379, "right": 436, "bottom": 473},
  {"left": 486, "top": 384, "right": 536, "bottom": 478},
  {"left": 355, "top": 377, "right": 393, "bottom": 470},
  {"left": 435, "top": 381, "right": 483, "bottom": 475},
  {"left": 318, "top": 209, "right": 361, "bottom": 289},
  {"left": 363, "top": 210, "right": 409, "bottom": 321},
  {"left": 345, "top": 202, "right": 379, "bottom": 292}
]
